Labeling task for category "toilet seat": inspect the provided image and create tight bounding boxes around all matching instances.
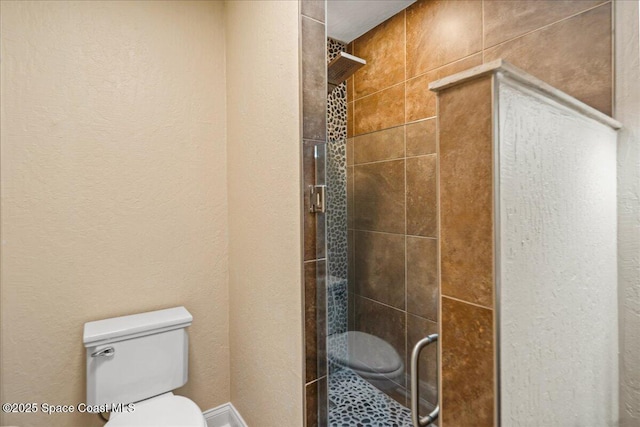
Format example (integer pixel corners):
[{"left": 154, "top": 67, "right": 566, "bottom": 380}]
[{"left": 105, "top": 393, "right": 206, "bottom": 427}]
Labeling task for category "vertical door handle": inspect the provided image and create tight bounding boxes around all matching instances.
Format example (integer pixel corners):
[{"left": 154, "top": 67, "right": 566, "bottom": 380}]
[{"left": 411, "top": 334, "right": 439, "bottom": 427}]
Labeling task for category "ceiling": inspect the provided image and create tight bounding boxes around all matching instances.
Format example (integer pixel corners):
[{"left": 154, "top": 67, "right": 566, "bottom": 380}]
[{"left": 327, "top": 0, "right": 417, "bottom": 44}]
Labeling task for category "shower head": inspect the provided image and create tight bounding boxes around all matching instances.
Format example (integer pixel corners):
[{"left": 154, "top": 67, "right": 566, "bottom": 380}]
[{"left": 328, "top": 51, "right": 366, "bottom": 93}]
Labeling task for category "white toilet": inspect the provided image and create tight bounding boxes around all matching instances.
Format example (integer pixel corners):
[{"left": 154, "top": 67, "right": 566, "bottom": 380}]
[
  {"left": 329, "top": 331, "right": 404, "bottom": 391},
  {"left": 83, "top": 306, "right": 206, "bottom": 427}
]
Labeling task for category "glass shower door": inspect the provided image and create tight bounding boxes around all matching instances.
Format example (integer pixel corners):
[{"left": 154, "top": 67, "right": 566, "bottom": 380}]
[
  {"left": 322, "top": 36, "right": 439, "bottom": 427},
  {"left": 323, "top": 123, "right": 439, "bottom": 427}
]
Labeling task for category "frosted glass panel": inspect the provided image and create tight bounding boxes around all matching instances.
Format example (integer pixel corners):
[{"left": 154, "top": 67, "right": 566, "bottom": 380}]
[{"left": 497, "top": 75, "right": 618, "bottom": 426}]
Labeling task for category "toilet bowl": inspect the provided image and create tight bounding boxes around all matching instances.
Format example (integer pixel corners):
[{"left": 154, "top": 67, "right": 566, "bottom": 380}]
[
  {"left": 329, "top": 331, "right": 404, "bottom": 391},
  {"left": 83, "top": 307, "right": 206, "bottom": 427},
  {"left": 105, "top": 393, "right": 205, "bottom": 427}
]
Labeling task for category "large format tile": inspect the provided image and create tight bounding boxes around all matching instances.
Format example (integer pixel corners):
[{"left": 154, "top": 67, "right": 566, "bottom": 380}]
[
  {"left": 354, "top": 12, "right": 406, "bottom": 99},
  {"left": 483, "top": 0, "right": 605, "bottom": 48},
  {"left": 306, "top": 379, "right": 318, "bottom": 427},
  {"left": 301, "top": 16, "right": 326, "bottom": 141},
  {"left": 301, "top": 0, "right": 325, "bottom": 23},
  {"left": 354, "top": 159, "right": 405, "bottom": 233},
  {"left": 354, "top": 83, "right": 405, "bottom": 135},
  {"left": 306, "top": 376, "right": 327, "bottom": 427},
  {"left": 406, "top": 236, "right": 438, "bottom": 321},
  {"left": 439, "top": 77, "right": 494, "bottom": 308},
  {"left": 406, "top": 0, "right": 482, "bottom": 78},
  {"left": 354, "top": 126, "right": 404, "bottom": 164},
  {"left": 305, "top": 260, "right": 327, "bottom": 383},
  {"left": 484, "top": 3, "right": 613, "bottom": 115},
  {"left": 406, "top": 314, "right": 438, "bottom": 406},
  {"left": 441, "top": 297, "right": 494, "bottom": 427},
  {"left": 406, "top": 155, "right": 437, "bottom": 237},
  {"left": 406, "top": 119, "right": 436, "bottom": 157},
  {"left": 354, "top": 295, "right": 407, "bottom": 370},
  {"left": 406, "top": 53, "right": 482, "bottom": 123},
  {"left": 354, "top": 231, "right": 406, "bottom": 309}
]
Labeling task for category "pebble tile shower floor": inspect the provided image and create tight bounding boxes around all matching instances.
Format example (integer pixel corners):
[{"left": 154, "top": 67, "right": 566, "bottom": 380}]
[{"left": 328, "top": 368, "right": 412, "bottom": 427}]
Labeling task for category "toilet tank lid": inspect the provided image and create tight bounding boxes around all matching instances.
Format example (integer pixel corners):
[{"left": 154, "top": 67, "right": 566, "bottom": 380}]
[{"left": 83, "top": 307, "right": 192, "bottom": 347}]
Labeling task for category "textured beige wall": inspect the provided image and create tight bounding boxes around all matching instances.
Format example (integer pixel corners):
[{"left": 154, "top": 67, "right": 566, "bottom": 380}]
[
  {"left": 225, "top": 1, "right": 304, "bottom": 426},
  {"left": 615, "top": 1, "right": 640, "bottom": 425},
  {"left": 0, "top": 2, "right": 230, "bottom": 426}
]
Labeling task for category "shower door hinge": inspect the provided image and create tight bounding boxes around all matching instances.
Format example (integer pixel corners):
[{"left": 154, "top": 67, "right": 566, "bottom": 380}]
[{"left": 309, "top": 185, "right": 326, "bottom": 214}]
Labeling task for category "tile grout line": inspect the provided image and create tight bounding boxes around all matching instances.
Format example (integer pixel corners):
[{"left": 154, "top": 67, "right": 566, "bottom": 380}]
[
  {"left": 353, "top": 54, "right": 478, "bottom": 104},
  {"left": 301, "top": 14, "right": 325, "bottom": 26},
  {"left": 305, "top": 375, "right": 326, "bottom": 387},
  {"left": 441, "top": 294, "right": 494, "bottom": 311},
  {"left": 403, "top": 7, "right": 408, "bottom": 132},
  {"left": 352, "top": 116, "right": 437, "bottom": 138},
  {"left": 610, "top": 0, "right": 615, "bottom": 117},
  {"left": 405, "top": 51, "right": 482, "bottom": 85},
  {"left": 354, "top": 152, "right": 436, "bottom": 167},
  {"left": 403, "top": 4, "right": 409, "bottom": 372},
  {"left": 350, "top": 228, "right": 437, "bottom": 240},
  {"left": 354, "top": 293, "right": 437, "bottom": 324},
  {"left": 355, "top": 294, "right": 406, "bottom": 314},
  {"left": 483, "top": 0, "right": 611, "bottom": 52},
  {"left": 348, "top": 116, "right": 440, "bottom": 138},
  {"left": 482, "top": 0, "right": 485, "bottom": 63},
  {"left": 435, "top": 84, "right": 444, "bottom": 425}
]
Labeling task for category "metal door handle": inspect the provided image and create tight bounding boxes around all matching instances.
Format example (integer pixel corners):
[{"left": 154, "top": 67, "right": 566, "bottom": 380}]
[{"left": 411, "top": 334, "right": 439, "bottom": 427}]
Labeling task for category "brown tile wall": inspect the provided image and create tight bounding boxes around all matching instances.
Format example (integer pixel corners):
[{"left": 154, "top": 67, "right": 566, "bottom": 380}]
[
  {"left": 347, "top": 1, "right": 613, "bottom": 426},
  {"left": 348, "top": 0, "right": 612, "bottom": 133},
  {"left": 301, "top": 1, "right": 328, "bottom": 426},
  {"left": 439, "top": 77, "right": 494, "bottom": 309},
  {"left": 438, "top": 75, "right": 496, "bottom": 427},
  {"left": 347, "top": 119, "right": 439, "bottom": 410}
]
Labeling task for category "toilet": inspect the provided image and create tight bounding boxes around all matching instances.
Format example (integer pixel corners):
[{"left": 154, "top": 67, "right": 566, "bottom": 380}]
[
  {"left": 329, "top": 331, "right": 404, "bottom": 391},
  {"left": 83, "top": 306, "right": 206, "bottom": 427}
]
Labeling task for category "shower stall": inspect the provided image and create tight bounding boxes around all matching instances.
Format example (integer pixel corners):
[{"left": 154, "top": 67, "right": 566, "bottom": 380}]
[
  {"left": 316, "top": 54, "right": 619, "bottom": 427},
  {"left": 302, "top": 1, "right": 621, "bottom": 426}
]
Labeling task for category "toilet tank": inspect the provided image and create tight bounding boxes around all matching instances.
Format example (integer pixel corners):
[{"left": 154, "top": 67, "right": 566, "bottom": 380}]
[{"left": 83, "top": 307, "right": 193, "bottom": 407}]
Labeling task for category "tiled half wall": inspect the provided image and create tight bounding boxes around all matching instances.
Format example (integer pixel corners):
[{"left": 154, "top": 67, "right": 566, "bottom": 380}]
[{"left": 345, "top": 1, "right": 613, "bottom": 426}]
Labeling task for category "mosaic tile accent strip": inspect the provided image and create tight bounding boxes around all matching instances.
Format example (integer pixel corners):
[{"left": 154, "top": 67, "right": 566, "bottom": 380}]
[
  {"left": 329, "top": 368, "right": 412, "bottom": 427},
  {"left": 326, "top": 141, "right": 348, "bottom": 283},
  {"left": 326, "top": 37, "right": 349, "bottom": 340},
  {"left": 328, "top": 82, "right": 347, "bottom": 142},
  {"left": 326, "top": 36, "right": 348, "bottom": 283},
  {"left": 328, "top": 38, "right": 347, "bottom": 143},
  {"left": 328, "top": 277, "right": 348, "bottom": 337},
  {"left": 328, "top": 37, "right": 345, "bottom": 61},
  {"left": 327, "top": 38, "right": 347, "bottom": 143},
  {"left": 326, "top": 300, "right": 349, "bottom": 376}
]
